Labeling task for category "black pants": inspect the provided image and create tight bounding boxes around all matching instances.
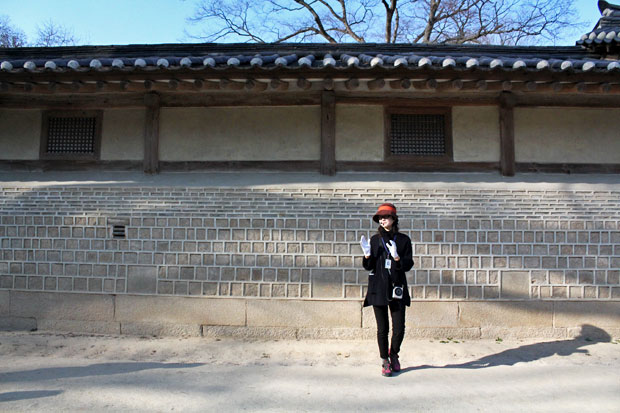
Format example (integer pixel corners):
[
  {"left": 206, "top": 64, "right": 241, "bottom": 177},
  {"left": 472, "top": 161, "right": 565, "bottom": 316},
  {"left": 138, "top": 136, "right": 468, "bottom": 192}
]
[{"left": 373, "top": 300, "right": 406, "bottom": 360}]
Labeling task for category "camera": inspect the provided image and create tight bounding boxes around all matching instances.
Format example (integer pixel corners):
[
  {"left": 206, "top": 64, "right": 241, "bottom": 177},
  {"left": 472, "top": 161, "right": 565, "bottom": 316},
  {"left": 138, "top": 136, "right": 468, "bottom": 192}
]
[{"left": 392, "top": 285, "right": 404, "bottom": 299}]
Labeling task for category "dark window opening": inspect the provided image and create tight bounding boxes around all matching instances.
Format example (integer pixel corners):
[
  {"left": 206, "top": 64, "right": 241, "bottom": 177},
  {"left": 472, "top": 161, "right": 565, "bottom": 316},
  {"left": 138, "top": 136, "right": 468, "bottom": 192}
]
[
  {"left": 385, "top": 107, "right": 452, "bottom": 163},
  {"left": 40, "top": 110, "right": 102, "bottom": 160},
  {"left": 390, "top": 113, "right": 446, "bottom": 156}
]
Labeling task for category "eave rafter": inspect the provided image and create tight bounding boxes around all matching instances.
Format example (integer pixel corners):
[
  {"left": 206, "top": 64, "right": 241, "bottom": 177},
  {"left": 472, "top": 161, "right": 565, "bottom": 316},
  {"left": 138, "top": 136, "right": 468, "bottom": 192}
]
[{"left": 2, "top": 66, "right": 620, "bottom": 96}]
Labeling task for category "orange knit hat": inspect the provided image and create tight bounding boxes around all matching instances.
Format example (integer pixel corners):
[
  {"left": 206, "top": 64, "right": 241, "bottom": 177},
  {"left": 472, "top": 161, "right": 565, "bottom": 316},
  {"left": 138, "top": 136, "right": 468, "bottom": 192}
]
[{"left": 372, "top": 203, "right": 398, "bottom": 223}]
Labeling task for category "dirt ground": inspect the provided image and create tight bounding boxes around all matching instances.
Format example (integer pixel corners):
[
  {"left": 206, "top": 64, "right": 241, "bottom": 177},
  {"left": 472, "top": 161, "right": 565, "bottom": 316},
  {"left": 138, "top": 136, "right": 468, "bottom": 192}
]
[{"left": 1, "top": 330, "right": 619, "bottom": 412}]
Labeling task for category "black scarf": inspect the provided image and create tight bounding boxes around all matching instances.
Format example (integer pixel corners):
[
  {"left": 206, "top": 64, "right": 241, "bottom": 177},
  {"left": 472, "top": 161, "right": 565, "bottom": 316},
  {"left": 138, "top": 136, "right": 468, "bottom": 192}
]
[{"left": 378, "top": 226, "right": 396, "bottom": 244}]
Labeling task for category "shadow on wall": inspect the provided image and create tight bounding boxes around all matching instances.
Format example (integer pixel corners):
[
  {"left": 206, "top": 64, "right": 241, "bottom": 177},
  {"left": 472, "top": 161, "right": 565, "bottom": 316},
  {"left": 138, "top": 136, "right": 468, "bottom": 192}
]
[
  {"left": 401, "top": 324, "right": 611, "bottom": 374},
  {"left": 0, "top": 362, "right": 203, "bottom": 383}
]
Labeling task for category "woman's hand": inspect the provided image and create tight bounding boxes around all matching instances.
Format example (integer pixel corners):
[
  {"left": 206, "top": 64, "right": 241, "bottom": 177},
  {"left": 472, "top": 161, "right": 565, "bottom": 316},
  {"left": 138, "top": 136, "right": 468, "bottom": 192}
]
[
  {"left": 360, "top": 235, "right": 370, "bottom": 257},
  {"left": 386, "top": 240, "right": 399, "bottom": 260}
]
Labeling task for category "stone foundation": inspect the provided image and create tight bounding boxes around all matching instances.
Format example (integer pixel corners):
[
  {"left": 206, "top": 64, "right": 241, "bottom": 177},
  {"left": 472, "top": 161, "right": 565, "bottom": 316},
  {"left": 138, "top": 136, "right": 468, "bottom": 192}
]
[{"left": 1, "top": 291, "right": 618, "bottom": 339}]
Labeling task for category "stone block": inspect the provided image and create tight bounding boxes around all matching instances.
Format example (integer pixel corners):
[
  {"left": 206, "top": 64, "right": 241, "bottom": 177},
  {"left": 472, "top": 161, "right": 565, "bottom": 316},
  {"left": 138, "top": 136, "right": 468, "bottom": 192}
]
[
  {"left": 127, "top": 265, "right": 158, "bottom": 294},
  {"left": 409, "top": 302, "right": 459, "bottom": 327},
  {"left": 0, "top": 291, "right": 8, "bottom": 315},
  {"left": 480, "top": 326, "right": 566, "bottom": 339},
  {"left": 247, "top": 299, "right": 361, "bottom": 328},
  {"left": 10, "top": 291, "right": 114, "bottom": 321},
  {"left": 554, "top": 302, "right": 620, "bottom": 328},
  {"left": 363, "top": 302, "right": 460, "bottom": 329},
  {"left": 296, "top": 327, "right": 364, "bottom": 340},
  {"left": 567, "top": 326, "right": 620, "bottom": 340},
  {"left": 120, "top": 322, "right": 202, "bottom": 337},
  {"left": 500, "top": 271, "right": 530, "bottom": 298},
  {"left": 202, "top": 325, "right": 298, "bottom": 340},
  {"left": 311, "top": 269, "right": 343, "bottom": 298},
  {"left": 115, "top": 295, "right": 245, "bottom": 326},
  {"left": 0, "top": 316, "right": 37, "bottom": 331},
  {"left": 361, "top": 306, "right": 375, "bottom": 328},
  {"left": 458, "top": 301, "right": 553, "bottom": 327},
  {"left": 38, "top": 319, "right": 121, "bottom": 335},
  {"left": 406, "top": 327, "right": 482, "bottom": 340}
]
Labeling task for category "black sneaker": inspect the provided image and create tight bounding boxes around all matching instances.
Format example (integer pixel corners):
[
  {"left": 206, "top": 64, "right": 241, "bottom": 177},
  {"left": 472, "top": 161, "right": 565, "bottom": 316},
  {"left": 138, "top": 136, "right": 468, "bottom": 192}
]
[{"left": 389, "top": 350, "right": 400, "bottom": 372}]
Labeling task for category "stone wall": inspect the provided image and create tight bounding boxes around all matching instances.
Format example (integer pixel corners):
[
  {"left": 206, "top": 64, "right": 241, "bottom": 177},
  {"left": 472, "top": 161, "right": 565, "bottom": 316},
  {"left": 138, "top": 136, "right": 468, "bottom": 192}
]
[{"left": 1, "top": 181, "right": 619, "bottom": 338}]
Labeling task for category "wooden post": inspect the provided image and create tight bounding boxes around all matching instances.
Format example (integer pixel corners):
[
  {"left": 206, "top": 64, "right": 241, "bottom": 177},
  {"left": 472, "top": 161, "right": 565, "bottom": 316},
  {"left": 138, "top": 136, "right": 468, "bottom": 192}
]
[
  {"left": 320, "top": 90, "right": 336, "bottom": 176},
  {"left": 144, "top": 92, "right": 160, "bottom": 174},
  {"left": 499, "top": 91, "right": 516, "bottom": 176}
]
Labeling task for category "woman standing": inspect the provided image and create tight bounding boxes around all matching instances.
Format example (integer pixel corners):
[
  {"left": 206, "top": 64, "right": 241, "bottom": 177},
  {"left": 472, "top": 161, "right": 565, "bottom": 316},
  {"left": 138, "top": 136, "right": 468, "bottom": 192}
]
[{"left": 360, "top": 203, "right": 414, "bottom": 377}]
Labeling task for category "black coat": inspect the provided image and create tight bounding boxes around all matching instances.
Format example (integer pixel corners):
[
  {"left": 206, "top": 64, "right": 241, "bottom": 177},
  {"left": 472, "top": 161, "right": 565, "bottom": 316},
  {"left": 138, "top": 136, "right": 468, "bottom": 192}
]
[{"left": 362, "top": 230, "right": 414, "bottom": 307}]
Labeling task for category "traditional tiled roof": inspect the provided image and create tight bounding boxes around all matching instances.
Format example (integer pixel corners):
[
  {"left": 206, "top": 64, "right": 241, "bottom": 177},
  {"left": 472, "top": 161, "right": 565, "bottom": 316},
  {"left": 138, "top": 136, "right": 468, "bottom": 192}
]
[
  {"left": 0, "top": 43, "right": 619, "bottom": 75},
  {"left": 577, "top": 0, "right": 620, "bottom": 53}
]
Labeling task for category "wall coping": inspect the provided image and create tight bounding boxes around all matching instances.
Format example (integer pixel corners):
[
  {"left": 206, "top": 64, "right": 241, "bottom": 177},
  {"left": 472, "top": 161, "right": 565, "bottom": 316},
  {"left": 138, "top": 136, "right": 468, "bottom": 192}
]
[{"left": 2, "top": 171, "right": 620, "bottom": 191}]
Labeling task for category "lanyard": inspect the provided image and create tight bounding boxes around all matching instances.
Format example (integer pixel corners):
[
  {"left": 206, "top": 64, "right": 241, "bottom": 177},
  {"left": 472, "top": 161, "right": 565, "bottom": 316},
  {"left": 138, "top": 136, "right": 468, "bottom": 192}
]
[{"left": 380, "top": 235, "right": 397, "bottom": 257}]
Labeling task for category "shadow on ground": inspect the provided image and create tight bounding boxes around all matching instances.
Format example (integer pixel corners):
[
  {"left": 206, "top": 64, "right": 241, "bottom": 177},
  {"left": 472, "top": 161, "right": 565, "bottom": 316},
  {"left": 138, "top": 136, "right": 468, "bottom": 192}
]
[
  {"left": 0, "top": 362, "right": 203, "bottom": 383},
  {"left": 399, "top": 324, "right": 612, "bottom": 374},
  {"left": 0, "top": 390, "right": 63, "bottom": 403}
]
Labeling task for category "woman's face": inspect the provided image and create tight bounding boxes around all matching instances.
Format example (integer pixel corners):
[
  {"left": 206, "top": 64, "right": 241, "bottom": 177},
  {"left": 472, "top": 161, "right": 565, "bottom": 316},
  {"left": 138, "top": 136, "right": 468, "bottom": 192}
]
[{"left": 379, "top": 215, "right": 394, "bottom": 230}]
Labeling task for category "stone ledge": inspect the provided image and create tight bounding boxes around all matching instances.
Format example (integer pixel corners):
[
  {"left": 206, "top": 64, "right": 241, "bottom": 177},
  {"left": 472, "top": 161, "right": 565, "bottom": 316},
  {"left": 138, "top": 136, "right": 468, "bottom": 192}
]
[
  {"left": 38, "top": 319, "right": 121, "bottom": 335},
  {"left": 406, "top": 327, "right": 482, "bottom": 340},
  {"left": 1, "top": 291, "right": 618, "bottom": 339},
  {"left": 480, "top": 327, "right": 567, "bottom": 340},
  {"left": 120, "top": 322, "right": 202, "bottom": 337},
  {"left": 202, "top": 325, "right": 298, "bottom": 340}
]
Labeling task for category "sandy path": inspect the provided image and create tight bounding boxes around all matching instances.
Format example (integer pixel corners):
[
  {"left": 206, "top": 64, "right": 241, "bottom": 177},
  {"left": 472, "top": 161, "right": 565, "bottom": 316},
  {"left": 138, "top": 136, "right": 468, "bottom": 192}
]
[{"left": 1, "top": 331, "right": 619, "bottom": 412}]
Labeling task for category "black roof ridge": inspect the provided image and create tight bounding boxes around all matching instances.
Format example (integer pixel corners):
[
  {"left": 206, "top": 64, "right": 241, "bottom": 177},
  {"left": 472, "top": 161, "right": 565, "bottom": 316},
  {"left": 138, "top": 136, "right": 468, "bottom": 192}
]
[{"left": 0, "top": 42, "right": 590, "bottom": 60}]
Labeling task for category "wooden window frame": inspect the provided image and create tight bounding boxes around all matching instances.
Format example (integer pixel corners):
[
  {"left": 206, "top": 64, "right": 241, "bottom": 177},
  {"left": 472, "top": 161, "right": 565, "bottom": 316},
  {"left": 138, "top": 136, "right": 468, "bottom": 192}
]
[
  {"left": 384, "top": 107, "right": 453, "bottom": 164},
  {"left": 40, "top": 110, "right": 103, "bottom": 160}
]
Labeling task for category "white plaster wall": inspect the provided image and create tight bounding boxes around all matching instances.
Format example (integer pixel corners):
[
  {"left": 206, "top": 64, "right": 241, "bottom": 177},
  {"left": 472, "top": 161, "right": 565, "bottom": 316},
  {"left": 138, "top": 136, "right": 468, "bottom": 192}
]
[
  {"left": 0, "top": 109, "right": 41, "bottom": 160},
  {"left": 452, "top": 106, "right": 500, "bottom": 162},
  {"left": 335, "top": 105, "right": 384, "bottom": 161},
  {"left": 159, "top": 107, "right": 320, "bottom": 161},
  {"left": 100, "top": 109, "right": 145, "bottom": 160},
  {"left": 515, "top": 107, "right": 620, "bottom": 163}
]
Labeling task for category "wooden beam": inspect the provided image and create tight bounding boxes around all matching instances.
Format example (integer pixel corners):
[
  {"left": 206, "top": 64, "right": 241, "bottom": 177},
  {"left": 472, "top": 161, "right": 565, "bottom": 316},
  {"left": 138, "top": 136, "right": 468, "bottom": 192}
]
[
  {"left": 322, "top": 78, "right": 334, "bottom": 91},
  {"left": 367, "top": 78, "right": 386, "bottom": 90},
  {"left": 389, "top": 79, "right": 411, "bottom": 90},
  {"left": 245, "top": 79, "right": 268, "bottom": 91},
  {"left": 144, "top": 92, "right": 160, "bottom": 174},
  {"left": 297, "top": 78, "right": 312, "bottom": 90},
  {"left": 320, "top": 90, "right": 336, "bottom": 176},
  {"left": 193, "top": 79, "right": 219, "bottom": 90},
  {"left": 344, "top": 78, "right": 360, "bottom": 90},
  {"left": 436, "top": 79, "right": 463, "bottom": 91},
  {"left": 270, "top": 79, "right": 289, "bottom": 91},
  {"left": 499, "top": 91, "right": 516, "bottom": 177},
  {"left": 220, "top": 79, "right": 245, "bottom": 90},
  {"left": 411, "top": 79, "right": 438, "bottom": 90}
]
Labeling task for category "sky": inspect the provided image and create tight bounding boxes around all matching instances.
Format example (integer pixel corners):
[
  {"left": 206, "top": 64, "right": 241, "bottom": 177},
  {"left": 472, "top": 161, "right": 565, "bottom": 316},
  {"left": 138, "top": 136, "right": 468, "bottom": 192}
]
[{"left": 1, "top": 0, "right": 604, "bottom": 46}]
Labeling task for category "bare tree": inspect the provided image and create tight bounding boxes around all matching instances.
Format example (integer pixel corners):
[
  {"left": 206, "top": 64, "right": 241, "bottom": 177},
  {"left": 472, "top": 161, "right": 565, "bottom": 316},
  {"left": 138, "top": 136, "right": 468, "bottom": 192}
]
[
  {"left": 35, "top": 20, "right": 79, "bottom": 47},
  {"left": 0, "top": 15, "right": 27, "bottom": 47},
  {"left": 185, "top": 0, "right": 583, "bottom": 45}
]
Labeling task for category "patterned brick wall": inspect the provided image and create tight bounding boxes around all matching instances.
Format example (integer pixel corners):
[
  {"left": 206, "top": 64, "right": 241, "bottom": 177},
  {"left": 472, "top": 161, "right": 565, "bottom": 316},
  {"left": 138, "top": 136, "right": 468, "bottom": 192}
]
[{"left": 1, "top": 186, "right": 619, "bottom": 301}]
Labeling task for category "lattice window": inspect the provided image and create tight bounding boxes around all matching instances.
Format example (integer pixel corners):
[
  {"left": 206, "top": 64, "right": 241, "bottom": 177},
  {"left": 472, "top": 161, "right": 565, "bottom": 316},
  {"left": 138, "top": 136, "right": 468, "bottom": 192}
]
[
  {"left": 41, "top": 111, "right": 102, "bottom": 160},
  {"left": 46, "top": 117, "right": 97, "bottom": 154},
  {"left": 390, "top": 113, "right": 446, "bottom": 156}
]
